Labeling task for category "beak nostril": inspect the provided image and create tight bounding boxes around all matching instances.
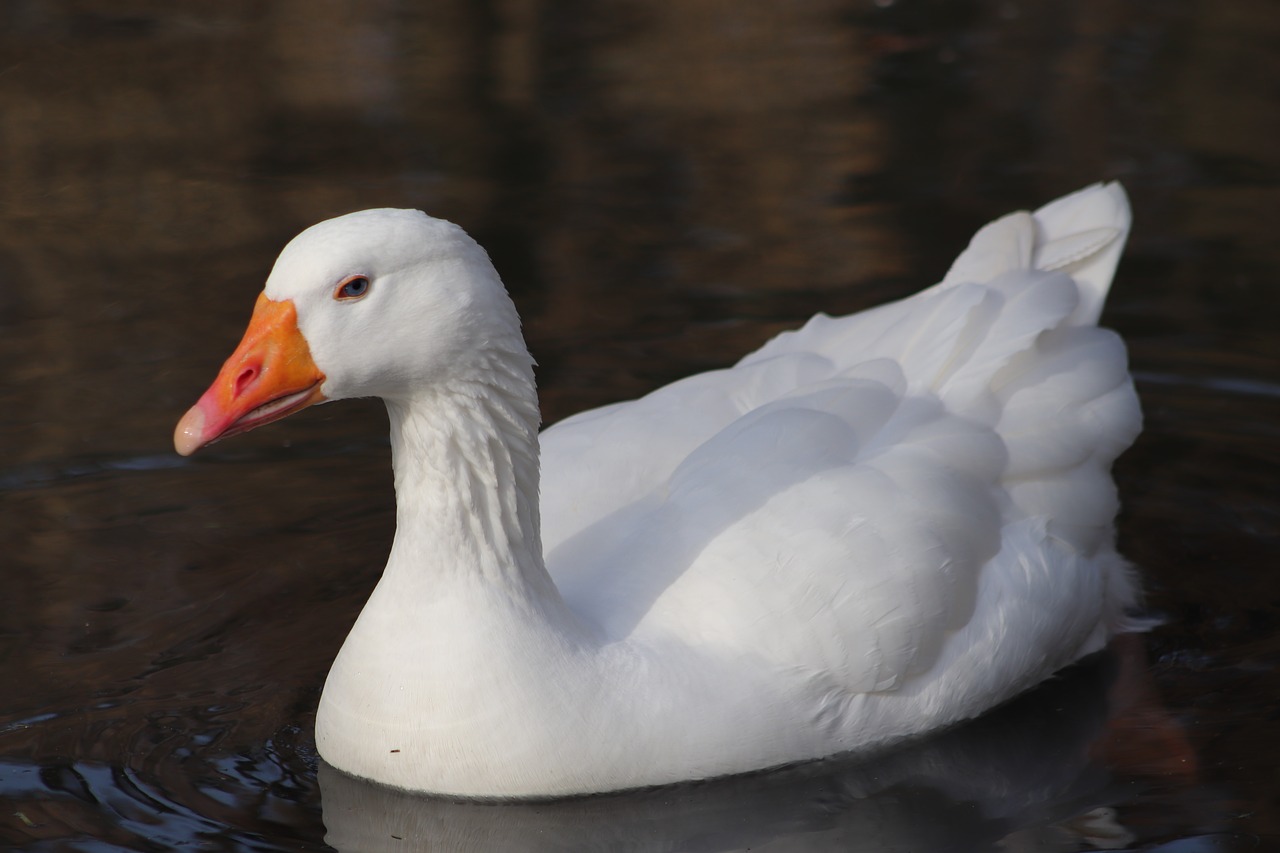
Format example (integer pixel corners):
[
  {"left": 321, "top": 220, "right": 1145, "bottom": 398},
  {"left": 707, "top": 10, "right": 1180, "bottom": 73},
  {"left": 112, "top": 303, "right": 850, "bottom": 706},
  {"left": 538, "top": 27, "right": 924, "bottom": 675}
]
[{"left": 234, "top": 366, "right": 258, "bottom": 396}]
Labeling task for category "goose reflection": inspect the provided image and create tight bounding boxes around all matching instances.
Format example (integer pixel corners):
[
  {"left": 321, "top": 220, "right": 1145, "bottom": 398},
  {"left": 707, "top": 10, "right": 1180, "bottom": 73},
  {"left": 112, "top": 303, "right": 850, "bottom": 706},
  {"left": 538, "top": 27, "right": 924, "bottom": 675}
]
[{"left": 319, "top": 647, "right": 1147, "bottom": 852}]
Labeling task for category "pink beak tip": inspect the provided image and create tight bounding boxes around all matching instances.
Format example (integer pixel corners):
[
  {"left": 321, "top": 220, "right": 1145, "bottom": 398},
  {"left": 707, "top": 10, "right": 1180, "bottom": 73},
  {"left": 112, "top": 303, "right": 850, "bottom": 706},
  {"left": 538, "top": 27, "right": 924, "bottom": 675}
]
[{"left": 174, "top": 405, "right": 207, "bottom": 457}]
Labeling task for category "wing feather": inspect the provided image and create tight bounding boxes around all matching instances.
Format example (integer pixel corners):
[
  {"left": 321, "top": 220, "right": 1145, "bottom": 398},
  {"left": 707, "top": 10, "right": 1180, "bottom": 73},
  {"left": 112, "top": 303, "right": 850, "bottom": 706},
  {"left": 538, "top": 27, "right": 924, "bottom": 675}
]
[{"left": 540, "top": 182, "right": 1139, "bottom": 702}]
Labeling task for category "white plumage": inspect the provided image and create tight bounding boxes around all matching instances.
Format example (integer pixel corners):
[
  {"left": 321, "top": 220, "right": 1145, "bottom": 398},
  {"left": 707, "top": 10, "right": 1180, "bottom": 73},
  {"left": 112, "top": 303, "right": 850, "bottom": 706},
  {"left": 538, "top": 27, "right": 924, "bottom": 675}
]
[{"left": 178, "top": 182, "right": 1141, "bottom": 797}]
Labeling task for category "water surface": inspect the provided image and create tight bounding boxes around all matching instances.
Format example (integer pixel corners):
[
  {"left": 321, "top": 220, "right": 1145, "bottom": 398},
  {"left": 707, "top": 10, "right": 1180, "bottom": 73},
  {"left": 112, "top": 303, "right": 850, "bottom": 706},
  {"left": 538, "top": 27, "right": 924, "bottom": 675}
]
[{"left": 2, "top": 1, "right": 1278, "bottom": 849}]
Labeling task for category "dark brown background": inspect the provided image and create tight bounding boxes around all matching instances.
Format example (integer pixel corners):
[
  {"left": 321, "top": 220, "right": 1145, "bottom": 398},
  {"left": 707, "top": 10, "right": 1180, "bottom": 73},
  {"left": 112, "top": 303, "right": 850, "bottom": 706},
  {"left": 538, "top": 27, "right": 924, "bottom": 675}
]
[{"left": 1, "top": 0, "right": 1277, "bottom": 848}]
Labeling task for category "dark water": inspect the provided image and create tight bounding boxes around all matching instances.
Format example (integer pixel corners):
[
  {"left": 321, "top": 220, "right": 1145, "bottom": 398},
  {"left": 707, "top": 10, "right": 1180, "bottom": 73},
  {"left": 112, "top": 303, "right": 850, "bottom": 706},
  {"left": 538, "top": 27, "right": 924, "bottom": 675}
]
[{"left": 2, "top": 1, "right": 1277, "bottom": 849}]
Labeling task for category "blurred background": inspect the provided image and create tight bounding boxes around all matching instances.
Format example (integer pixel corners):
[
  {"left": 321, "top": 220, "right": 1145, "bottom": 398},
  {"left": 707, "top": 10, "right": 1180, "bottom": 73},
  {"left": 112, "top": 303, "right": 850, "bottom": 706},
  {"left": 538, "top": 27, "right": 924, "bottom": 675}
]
[{"left": 1, "top": 0, "right": 1277, "bottom": 849}]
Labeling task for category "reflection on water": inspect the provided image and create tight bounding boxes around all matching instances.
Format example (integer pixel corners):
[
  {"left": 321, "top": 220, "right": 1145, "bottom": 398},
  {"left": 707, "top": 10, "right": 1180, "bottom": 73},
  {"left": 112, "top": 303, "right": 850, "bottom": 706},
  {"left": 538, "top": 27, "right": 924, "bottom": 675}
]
[
  {"left": 1, "top": 727, "right": 322, "bottom": 851},
  {"left": 2, "top": 0, "right": 1278, "bottom": 849}
]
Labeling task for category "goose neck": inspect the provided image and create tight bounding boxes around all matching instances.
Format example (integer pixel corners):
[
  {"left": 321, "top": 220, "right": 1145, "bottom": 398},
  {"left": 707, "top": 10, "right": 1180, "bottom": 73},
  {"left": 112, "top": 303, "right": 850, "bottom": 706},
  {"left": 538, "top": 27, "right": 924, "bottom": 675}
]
[{"left": 382, "top": 368, "right": 559, "bottom": 606}]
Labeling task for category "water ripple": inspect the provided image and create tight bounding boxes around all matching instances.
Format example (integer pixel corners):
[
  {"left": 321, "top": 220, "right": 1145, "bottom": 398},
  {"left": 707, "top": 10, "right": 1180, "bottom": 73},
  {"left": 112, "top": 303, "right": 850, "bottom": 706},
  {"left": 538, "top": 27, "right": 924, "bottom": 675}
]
[{"left": 1134, "top": 371, "right": 1280, "bottom": 400}]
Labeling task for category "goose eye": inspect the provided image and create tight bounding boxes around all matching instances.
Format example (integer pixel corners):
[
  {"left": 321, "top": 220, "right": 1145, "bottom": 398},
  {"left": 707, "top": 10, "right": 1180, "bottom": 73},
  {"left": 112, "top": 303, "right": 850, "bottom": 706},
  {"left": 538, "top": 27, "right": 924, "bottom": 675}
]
[{"left": 335, "top": 276, "right": 370, "bottom": 301}]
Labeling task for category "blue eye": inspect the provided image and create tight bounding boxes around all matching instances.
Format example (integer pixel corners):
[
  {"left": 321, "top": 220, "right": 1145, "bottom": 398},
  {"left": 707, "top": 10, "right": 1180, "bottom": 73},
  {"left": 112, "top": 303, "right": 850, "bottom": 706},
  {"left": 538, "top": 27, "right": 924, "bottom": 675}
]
[{"left": 336, "top": 276, "right": 370, "bottom": 300}]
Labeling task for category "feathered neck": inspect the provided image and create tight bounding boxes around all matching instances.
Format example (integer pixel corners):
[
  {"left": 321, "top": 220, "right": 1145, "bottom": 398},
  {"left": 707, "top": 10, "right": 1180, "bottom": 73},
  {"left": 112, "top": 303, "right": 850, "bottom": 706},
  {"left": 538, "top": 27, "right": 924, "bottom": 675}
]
[{"left": 381, "top": 349, "right": 564, "bottom": 609}]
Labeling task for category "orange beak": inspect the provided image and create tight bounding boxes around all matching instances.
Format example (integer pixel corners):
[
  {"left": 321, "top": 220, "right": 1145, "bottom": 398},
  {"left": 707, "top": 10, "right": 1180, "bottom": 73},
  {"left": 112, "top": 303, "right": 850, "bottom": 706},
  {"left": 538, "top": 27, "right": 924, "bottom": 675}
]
[{"left": 174, "top": 293, "right": 326, "bottom": 456}]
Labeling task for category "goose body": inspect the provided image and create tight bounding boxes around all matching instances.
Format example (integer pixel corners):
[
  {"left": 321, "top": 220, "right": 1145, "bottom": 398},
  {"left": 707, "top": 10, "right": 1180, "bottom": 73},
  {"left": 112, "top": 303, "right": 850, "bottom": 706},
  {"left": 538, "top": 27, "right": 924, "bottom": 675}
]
[{"left": 175, "top": 183, "right": 1141, "bottom": 797}]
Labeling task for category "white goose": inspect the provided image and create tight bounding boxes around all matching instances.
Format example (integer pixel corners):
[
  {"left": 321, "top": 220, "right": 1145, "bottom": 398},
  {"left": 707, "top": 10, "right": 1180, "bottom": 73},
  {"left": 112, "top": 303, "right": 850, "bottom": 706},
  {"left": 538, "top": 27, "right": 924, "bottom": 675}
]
[{"left": 175, "top": 182, "right": 1141, "bottom": 798}]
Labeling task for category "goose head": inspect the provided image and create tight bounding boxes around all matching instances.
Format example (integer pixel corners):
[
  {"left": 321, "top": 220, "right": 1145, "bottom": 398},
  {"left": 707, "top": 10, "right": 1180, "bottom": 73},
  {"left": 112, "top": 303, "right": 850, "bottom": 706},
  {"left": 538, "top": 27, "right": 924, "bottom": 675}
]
[{"left": 174, "top": 209, "right": 527, "bottom": 456}]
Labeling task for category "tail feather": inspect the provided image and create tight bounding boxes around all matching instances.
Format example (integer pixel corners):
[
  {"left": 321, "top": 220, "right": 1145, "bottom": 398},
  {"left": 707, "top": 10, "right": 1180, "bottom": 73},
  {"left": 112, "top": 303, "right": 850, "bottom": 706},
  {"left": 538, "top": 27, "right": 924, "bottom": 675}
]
[{"left": 942, "top": 182, "right": 1131, "bottom": 326}]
